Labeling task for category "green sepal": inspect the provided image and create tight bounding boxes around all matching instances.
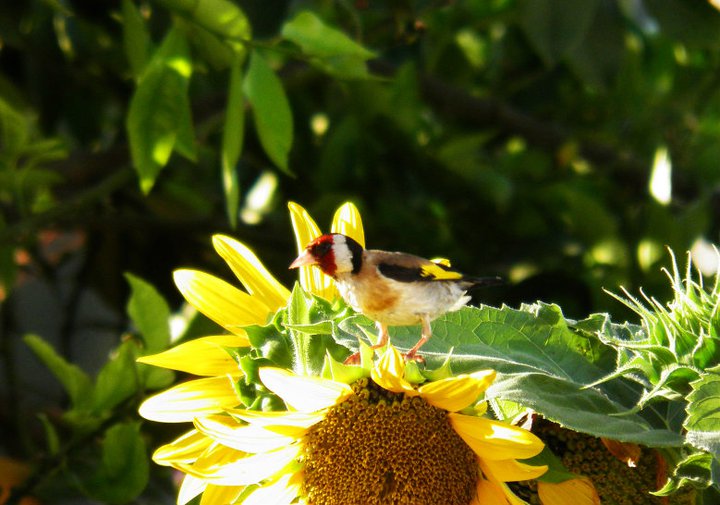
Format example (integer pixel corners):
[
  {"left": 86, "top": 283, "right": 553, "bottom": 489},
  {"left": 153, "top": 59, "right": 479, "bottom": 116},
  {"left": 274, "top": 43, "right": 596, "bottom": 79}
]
[
  {"left": 321, "top": 352, "right": 368, "bottom": 384},
  {"left": 420, "top": 349, "right": 454, "bottom": 382},
  {"left": 403, "top": 360, "right": 426, "bottom": 385},
  {"left": 358, "top": 340, "right": 375, "bottom": 370}
]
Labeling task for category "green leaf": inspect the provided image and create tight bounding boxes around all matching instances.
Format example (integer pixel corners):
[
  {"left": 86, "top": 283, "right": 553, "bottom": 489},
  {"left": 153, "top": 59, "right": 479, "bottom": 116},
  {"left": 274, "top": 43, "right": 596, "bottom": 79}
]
[
  {"left": 564, "top": 0, "right": 624, "bottom": 90},
  {"left": 82, "top": 422, "right": 149, "bottom": 504},
  {"left": 0, "top": 97, "right": 29, "bottom": 160},
  {"left": 157, "top": 0, "right": 250, "bottom": 53},
  {"left": 38, "top": 413, "right": 61, "bottom": 456},
  {"left": 281, "top": 11, "right": 375, "bottom": 60},
  {"left": 23, "top": 334, "right": 93, "bottom": 410},
  {"left": 221, "top": 55, "right": 246, "bottom": 227},
  {"left": 654, "top": 452, "right": 713, "bottom": 496},
  {"left": 92, "top": 341, "right": 139, "bottom": 413},
  {"left": 518, "top": 0, "right": 600, "bottom": 66},
  {"left": 246, "top": 322, "right": 294, "bottom": 371},
  {"left": 125, "top": 273, "right": 171, "bottom": 353},
  {"left": 685, "top": 365, "right": 720, "bottom": 455},
  {"left": 333, "top": 303, "right": 683, "bottom": 447},
  {"left": 126, "top": 26, "right": 195, "bottom": 193},
  {"left": 121, "top": 0, "right": 151, "bottom": 79},
  {"left": 281, "top": 11, "right": 375, "bottom": 79},
  {"left": 243, "top": 50, "right": 293, "bottom": 174}
]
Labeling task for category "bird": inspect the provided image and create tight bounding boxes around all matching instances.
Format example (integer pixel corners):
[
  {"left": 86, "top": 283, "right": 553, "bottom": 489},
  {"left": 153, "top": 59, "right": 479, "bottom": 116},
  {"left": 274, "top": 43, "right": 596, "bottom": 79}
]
[{"left": 289, "top": 233, "right": 502, "bottom": 362}]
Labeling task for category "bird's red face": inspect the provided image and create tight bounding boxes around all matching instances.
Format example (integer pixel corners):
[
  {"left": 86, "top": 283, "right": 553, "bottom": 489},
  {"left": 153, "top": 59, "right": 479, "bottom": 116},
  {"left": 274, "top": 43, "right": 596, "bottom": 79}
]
[{"left": 289, "top": 234, "right": 339, "bottom": 276}]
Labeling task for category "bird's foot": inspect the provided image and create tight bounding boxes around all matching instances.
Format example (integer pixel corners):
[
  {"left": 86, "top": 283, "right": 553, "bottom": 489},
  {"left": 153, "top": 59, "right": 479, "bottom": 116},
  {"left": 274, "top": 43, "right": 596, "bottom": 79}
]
[
  {"left": 403, "top": 352, "right": 425, "bottom": 364},
  {"left": 343, "top": 352, "right": 362, "bottom": 365}
]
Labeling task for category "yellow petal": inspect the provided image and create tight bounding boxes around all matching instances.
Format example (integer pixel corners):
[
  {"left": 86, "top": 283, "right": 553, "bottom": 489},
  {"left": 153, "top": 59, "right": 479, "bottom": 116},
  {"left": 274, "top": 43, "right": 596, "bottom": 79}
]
[
  {"left": 538, "top": 477, "right": 601, "bottom": 505},
  {"left": 370, "top": 345, "right": 415, "bottom": 394},
  {"left": 174, "top": 269, "right": 271, "bottom": 333},
  {"left": 418, "top": 370, "right": 496, "bottom": 412},
  {"left": 331, "top": 202, "right": 365, "bottom": 248},
  {"left": 259, "top": 367, "right": 353, "bottom": 412},
  {"left": 449, "top": 413, "right": 544, "bottom": 461},
  {"left": 227, "top": 408, "right": 325, "bottom": 432},
  {"left": 212, "top": 235, "right": 290, "bottom": 310},
  {"left": 242, "top": 471, "right": 302, "bottom": 505},
  {"left": 199, "top": 484, "right": 244, "bottom": 505},
  {"left": 288, "top": 201, "right": 335, "bottom": 299},
  {"left": 478, "top": 460, "right": 528, "bottom": 505},
  {"left": 471, "top": 475, "right": 511, "bottom": 505},
  {"left": 152, "top": 429, "right": 213, "bottom": 466},
  {"left": 194, "top": 415, "right": 298, "bottom": 453},
  {"left": 186, "top": 444, "right": 302, "bottom": 486},
  {"left": 178, "top": 473, "right": 207, "bottom": 505},
  {"left": 483, "top": 458, "right": 548, "bottom": 482},
  {"left": 138, "top": 335, "right": 247, "bottom": 376},
  {"left": 139, "top": 376, "right": 240, "bottom": 422}
]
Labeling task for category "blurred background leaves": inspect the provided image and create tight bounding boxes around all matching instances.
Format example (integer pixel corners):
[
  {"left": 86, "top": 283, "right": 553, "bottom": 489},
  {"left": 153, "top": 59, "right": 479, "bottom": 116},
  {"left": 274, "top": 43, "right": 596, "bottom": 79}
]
[{"left": 3, "top": 0, "right": 720, "bottom": 503}]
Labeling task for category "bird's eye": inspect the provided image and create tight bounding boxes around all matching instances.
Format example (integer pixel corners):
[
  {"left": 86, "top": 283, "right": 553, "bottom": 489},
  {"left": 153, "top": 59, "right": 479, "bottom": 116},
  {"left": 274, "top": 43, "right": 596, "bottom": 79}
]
[{"left": 313, "top": 242, "right": 331, "bottom": 256}]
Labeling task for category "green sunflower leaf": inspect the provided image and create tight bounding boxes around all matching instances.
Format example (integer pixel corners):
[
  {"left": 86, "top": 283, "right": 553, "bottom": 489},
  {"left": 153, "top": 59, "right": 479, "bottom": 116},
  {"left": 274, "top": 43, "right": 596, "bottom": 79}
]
[
  {"left": 332, "top": 303, "right": 683, "bottom": 447},
  {"left": 654, "top": 451, "right": 714, "bottom": 496},
  {"left": 685, "top": 365, "right": 720, "bottom": 455}
]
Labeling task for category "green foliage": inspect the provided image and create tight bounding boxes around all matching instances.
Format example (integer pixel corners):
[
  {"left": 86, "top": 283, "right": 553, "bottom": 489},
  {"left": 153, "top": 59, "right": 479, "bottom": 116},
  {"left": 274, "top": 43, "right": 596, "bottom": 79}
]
[
  {"left": 243, "top": 50, "right": 293, "bottom": 174},
  {"left": 78, "top": 422, "right": 149, "bottom": 505},
  {"left": 127, "top": 26, "right": 196, "bottom": 193},
  {"left": 281, "top": 11, "right": 376, "bottom": 78}
]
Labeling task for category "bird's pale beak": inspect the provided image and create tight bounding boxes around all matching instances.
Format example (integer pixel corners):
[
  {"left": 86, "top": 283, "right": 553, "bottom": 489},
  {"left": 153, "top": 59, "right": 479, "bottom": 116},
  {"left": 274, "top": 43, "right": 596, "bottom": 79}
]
[{"left": 289, "top": 250, "right": 317, "bottom": 269}]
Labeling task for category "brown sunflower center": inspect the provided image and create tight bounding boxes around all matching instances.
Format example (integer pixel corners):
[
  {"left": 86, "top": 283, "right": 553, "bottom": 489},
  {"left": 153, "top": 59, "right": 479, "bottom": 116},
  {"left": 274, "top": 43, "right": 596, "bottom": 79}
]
[{"left": 302, "top": 378, "right": 478, "bottom": 505}]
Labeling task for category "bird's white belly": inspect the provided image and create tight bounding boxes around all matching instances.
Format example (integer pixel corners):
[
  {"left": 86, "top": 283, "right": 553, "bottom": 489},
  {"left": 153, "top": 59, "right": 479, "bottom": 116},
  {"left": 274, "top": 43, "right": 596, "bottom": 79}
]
[{"left": 336, "top": 277, "right": 470, "bottom": 326}]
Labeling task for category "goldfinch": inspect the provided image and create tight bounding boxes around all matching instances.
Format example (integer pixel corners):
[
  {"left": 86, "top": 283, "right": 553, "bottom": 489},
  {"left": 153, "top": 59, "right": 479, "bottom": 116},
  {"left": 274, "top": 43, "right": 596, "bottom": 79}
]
[{"left": 289, "top": 233, "right": 501, "bottom": 361}]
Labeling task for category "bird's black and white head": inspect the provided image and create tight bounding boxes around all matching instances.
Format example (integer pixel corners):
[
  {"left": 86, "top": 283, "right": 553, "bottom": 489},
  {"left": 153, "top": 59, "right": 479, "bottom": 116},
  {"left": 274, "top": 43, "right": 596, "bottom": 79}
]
[{"left": 289, "top": 233, "right": 363, "bottom": 277}]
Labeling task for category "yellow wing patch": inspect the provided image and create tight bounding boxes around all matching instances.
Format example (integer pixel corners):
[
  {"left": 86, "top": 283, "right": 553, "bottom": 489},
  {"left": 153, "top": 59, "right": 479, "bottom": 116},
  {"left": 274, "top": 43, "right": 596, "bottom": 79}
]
[{"left": 420, "top": 262, "right": 463, "bottom": 281}]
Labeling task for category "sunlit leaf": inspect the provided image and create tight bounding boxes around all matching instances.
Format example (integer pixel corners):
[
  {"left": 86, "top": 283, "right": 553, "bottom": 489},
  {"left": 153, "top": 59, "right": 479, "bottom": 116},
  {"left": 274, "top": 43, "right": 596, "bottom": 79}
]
[
  {"left": 243, "top": 50, "right": 293, "bottom": 173},
  {"left": 685, "top": 366, "right": 720, "bottom": 455},
  {"left": 125, "top": 273, "right": 171, "bottom": 353},
  {"left": 221, "top": 55, "right": 246, "bottom": 227},
  {"left": 334, "top": 303, "right": 683, "bottom": 447},
  {"left": 126, "top": 26, "right": 195, "bottom": 193},
  {"left": 281, "top": 11, "right": 375, "bottom": 60},
  {"left": 157, "top": 0, "right": 250, "bottom": 53}
]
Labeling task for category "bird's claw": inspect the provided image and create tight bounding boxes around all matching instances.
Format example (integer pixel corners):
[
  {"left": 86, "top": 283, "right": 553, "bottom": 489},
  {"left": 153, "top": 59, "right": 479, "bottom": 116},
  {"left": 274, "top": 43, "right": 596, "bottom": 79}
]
[
  {"left": 403, "top": 352, "right": 425, "bottom": 364},
  {"left": 343, "top": 352, "right": 362, "bottom": 365}
]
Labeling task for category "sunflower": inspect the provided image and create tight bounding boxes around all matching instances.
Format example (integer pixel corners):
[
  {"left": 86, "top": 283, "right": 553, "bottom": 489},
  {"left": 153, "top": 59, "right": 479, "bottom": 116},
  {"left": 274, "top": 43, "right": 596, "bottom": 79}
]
[{"left": 168, "top": 344, "right": 548, "bottom": 505}]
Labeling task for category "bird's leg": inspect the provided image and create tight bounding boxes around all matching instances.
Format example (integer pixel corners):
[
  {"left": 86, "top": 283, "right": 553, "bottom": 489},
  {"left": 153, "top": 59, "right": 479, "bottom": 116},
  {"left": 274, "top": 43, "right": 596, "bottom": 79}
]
[
  {"left": 372, "top": 321, "right": 390, "bottom": 349},
  {"left": 404, "top": 315, "right": 431, "bottom": 362},
  {"left": 343, "top": 322, "right": 391, "bottom": 364}
]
